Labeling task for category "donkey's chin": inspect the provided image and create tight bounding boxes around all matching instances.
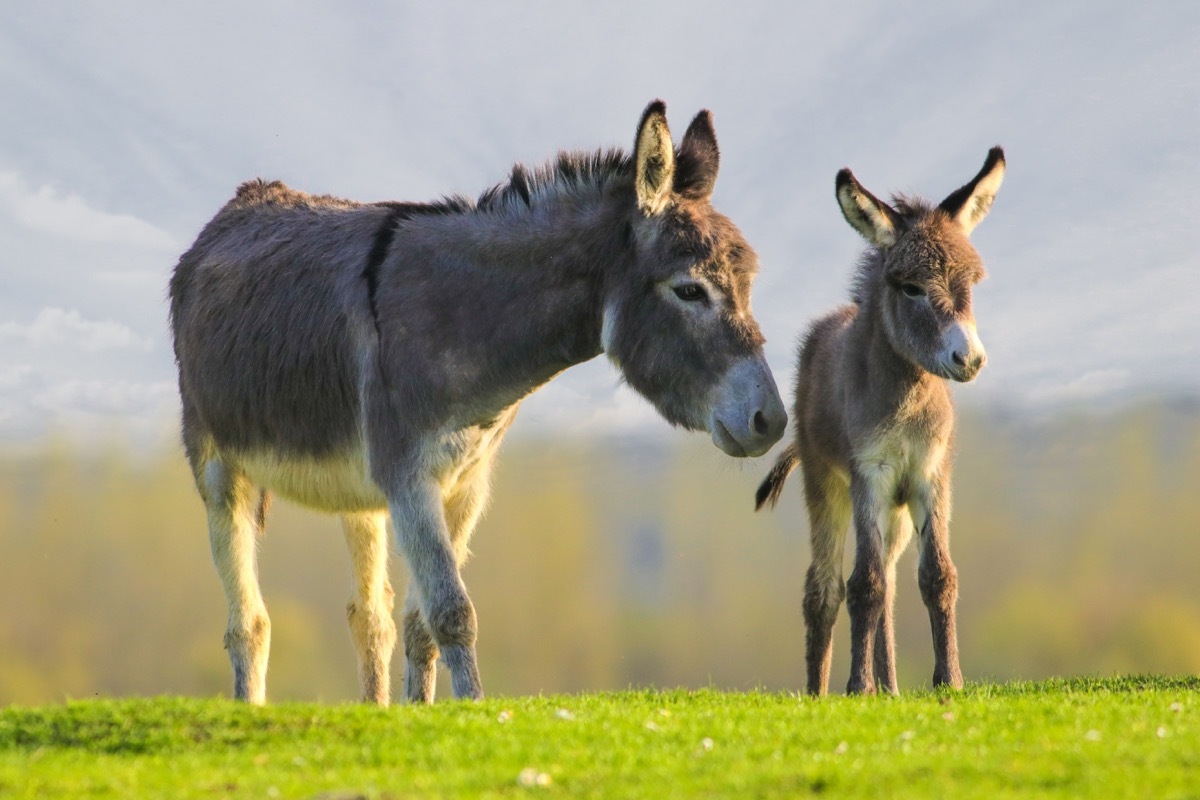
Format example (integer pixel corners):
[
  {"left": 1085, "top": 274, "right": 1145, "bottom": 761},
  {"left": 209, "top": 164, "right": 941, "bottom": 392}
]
[{"left": 709, "top": 420, "right": 749, "bottom": 457}]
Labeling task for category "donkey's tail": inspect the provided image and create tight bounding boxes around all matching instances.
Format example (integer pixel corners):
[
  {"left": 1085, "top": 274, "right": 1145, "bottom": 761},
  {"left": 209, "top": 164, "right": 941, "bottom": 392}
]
[
  {"left": 255, "top": 489, "right": 272, "bottom": 536},
  {"left": 755, "top": 443, "right": 799, "bottom": 511}
]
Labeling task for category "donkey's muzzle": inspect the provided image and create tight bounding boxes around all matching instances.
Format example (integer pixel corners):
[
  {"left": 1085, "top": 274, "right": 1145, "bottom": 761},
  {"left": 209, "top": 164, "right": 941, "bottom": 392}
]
[{"left": 708, "top": 356, "right": 787, "bottom": 457}]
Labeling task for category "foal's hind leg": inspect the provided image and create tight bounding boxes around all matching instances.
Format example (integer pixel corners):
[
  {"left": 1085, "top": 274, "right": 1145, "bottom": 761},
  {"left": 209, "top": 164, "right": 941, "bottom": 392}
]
[
  {"left": 203, "top": 459, "right": 271, "bottom": 704},
  {"left": 342, "top": 511, "right": 397, "bottom": 706},
  {"left": 801, "top": 464, "right": 851, "bottom": 696},
  {"left": 873, "top": 508, "right": 913, "bottom": 695},
  {"left": 846, "top": 470, "right": 892, "bottom": 695}
]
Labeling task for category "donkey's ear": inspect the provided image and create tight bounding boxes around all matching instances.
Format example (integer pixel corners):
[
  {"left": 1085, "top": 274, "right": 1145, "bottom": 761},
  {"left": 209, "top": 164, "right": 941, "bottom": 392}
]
[
  {"left": 836, "top": 169, "right": 902, "bottom": 248},
  {"left": 939, "top": 147, "right": 1005, "bottom": 234},
  {"left": 633, "top": 99, "right": 676, "bottom": 216},
  {"left": 675, "top": 109, "right": 719, "bottom": 200}
]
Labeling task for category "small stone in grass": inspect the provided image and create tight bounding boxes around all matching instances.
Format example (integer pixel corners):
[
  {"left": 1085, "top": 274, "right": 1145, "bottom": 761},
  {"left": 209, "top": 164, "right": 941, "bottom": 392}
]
[
  {"left": 555, "top": 708, "right": 575, "bottom": 721},
  {"left": 834, "top": 741, "right": 849, "bottom": 755},
  {"left": 498, "top": 710, "right": 513, "bottom": 723},
  {"left": 1157, "top": 727, "right": 1167, "bottom": 738},
  {"left": 518, "top": 768, "right": 552, "bottom": 788},
  {"left": 700, "top": 737, "right": 714, "bottom": 751},
  {"left": 1170, "top": 702, "right": 1183, "bottom": 713},
  {"left": 1085, "top": 730, "right": 1101, "bottom": 741},
  {"left": 645, "top": 721, "right": 660, "bottom": 732},
  {"left": 942, "top": 712, "right": 955, "bottom": 722},
  {"left": 899, "top": 731, "right": 915, "bottom": 741}
]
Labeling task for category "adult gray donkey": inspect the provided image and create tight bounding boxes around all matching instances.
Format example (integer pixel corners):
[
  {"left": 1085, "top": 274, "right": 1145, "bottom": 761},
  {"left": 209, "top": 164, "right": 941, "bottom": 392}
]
[{"left": 170, "top": 100, "right": 787, "bottom": 705}]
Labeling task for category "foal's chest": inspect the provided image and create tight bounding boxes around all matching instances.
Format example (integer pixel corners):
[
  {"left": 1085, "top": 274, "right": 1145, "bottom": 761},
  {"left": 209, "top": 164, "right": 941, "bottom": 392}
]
[{"left": 854, "top": 421, "right": 950, "bottom": 505}]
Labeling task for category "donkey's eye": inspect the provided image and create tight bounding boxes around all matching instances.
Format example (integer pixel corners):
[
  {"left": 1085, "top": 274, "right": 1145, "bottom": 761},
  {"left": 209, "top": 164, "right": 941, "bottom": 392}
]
[
  {"left": 900, "top": 283, "right": 926, "bottom": 298},
  {"left": 673, "top": 283, "right": 708, "bottom": 303}
]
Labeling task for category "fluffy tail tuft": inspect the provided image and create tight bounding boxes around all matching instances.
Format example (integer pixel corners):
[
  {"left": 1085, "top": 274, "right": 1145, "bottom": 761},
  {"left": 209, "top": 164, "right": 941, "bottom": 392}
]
[{"left": 754, "top": 443, "right": 799, "bottom": 511}]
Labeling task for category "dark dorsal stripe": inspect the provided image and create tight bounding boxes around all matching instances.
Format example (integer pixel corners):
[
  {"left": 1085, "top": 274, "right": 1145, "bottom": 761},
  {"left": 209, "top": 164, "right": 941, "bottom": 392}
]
[
  {"left": 363, "top": 204, "right": 408, "bottom": 326},
  {"left": 363, "top": 201, "right": 469, "bottom": 328}
]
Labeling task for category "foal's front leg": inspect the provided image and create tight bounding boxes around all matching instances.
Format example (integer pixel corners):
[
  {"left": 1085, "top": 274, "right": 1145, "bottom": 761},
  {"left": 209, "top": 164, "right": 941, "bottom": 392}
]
[
  {"left": 845, "top": 471, "right": 887, "bottom": 695},
  {"left": 912, "top": 473, "right": 963, "bottom": 689},
  {"left": 389, "top": 479, "right": 483, "bottom": 701},
  {"left": 873, "top": 509, "right": 913, "bottom": 695}
]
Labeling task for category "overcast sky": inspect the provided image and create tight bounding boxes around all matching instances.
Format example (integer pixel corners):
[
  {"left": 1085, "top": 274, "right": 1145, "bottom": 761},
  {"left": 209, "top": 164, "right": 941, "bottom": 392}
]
[{"left": 1, "top": 2, "right": 1197, "bottom": 447}]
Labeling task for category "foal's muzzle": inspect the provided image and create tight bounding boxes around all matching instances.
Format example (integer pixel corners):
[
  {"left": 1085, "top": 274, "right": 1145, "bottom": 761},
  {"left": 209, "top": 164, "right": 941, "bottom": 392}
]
[{"left": 940, "top": 320, "right": 987, "bottom": 383}]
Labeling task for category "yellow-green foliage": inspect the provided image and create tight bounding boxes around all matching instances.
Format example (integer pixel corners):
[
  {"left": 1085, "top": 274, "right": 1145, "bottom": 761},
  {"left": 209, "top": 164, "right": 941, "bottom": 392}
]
[{"left": 0, "top": 401, "right": 1198, "bottom": 704}]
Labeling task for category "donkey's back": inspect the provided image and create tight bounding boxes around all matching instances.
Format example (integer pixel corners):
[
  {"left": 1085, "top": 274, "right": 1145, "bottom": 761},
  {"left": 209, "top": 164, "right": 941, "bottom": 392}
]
[{"left": 171, "top": 180, "right": 414, "bottom": 467}]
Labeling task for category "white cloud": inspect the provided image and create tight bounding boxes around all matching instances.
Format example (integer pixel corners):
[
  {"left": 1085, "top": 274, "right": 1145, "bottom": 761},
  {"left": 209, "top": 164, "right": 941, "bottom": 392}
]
[
  {"left": 0, "top": 307, "right": 153, "bottom": 352},
  {"left": 33, "top": 378, "right": 177, "bottom": 416},
  {"left": 0, "top": 169, "right": 178, "bottom": 250},
  {"left": 0, "top": 365, "right": 179, "bottom": 446},
  {"left": 1024, "top": 369, "right": 1133, "bottom": 406}
]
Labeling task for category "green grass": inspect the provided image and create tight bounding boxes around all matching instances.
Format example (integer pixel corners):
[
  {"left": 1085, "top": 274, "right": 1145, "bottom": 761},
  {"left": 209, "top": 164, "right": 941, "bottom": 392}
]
[{"left": 2, "top": 677, "right": 1198, "bottom": 798}]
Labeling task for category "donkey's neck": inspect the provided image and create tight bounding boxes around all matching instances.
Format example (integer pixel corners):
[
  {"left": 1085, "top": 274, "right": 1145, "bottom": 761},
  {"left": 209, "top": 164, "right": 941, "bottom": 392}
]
[
  {"left": 385, "top": 185, "right": 633, "bottom": 424},
  {"left": 451, "top": 187, "right": 632, "bottom": 356}
]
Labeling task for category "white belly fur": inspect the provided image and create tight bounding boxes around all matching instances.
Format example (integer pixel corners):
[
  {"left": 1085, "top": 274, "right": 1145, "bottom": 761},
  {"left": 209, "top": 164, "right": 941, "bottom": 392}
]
[{"left": 236, "top": 448, "right": 388, "bottom": 513}]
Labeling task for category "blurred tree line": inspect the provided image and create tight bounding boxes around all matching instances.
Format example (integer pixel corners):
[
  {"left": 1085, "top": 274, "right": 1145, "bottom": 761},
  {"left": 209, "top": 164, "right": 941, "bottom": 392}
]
[{"left": 1, "top": 398, "right": 1198, "bottom": 704}]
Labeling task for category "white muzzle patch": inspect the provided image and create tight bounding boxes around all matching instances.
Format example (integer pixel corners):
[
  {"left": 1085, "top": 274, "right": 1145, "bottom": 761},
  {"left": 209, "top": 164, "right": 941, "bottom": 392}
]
[{"left": 940, "top": 319, "right": 986, "bottom": 381}]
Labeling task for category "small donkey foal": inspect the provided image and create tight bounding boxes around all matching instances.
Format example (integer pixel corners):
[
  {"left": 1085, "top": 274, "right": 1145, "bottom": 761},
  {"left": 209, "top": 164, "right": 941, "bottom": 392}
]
[{"left": 757, "top": 148, "right": 1005, "bottom": 695}]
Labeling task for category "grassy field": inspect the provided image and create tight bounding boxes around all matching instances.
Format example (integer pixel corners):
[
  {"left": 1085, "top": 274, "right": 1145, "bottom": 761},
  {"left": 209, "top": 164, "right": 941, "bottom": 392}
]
[{"left": 2, "top": 677, "right": 1197, "bottom": 798}]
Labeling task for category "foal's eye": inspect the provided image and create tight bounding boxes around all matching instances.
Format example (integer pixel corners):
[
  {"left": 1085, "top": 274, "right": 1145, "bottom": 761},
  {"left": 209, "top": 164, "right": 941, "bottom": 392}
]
[
  {"left": 673, "top": 283, "right": 708, "bottom": 303},
  {"left": 900, "top": 283, "right": 926, "bottom": 298}
]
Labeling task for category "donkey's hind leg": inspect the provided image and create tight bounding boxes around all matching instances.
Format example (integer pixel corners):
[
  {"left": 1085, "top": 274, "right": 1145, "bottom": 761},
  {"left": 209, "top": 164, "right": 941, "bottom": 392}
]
[
  {"left": 801, "top": 464, "right": 851, "bottom": 696},
  {"left": 401, "top": 586, "right": 439, "bottom": 703},
  {"left": 342, "top": 511, "right": 397, "bottom": 706},
  {"left": 203, "top": 459, "right": 272, "bottom": 704},
  {"left": 873, "top": 508, "right": 913, "bottom": 695}
]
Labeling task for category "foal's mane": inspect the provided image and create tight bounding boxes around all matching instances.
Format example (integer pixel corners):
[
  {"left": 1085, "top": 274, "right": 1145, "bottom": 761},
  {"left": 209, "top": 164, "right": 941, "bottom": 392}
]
[{"left": 849, "top": 194, "right": 937, "bottom": 305}]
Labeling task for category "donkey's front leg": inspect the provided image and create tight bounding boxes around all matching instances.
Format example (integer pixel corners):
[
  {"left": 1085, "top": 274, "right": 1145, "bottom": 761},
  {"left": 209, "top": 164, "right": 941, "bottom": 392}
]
[
  {"left": 389, "top": 479, "right": 483, "bottom": 701},
  {"left": 845, "top": 472, "right": 887, "bottom": 695},
  {"left": 912, "top": 475, "right": 963, "bottom": 689}
]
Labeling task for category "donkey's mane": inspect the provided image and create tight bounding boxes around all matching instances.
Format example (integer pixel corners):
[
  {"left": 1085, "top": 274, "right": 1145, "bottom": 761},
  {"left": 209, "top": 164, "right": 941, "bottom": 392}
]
[
  {"left": 390, "top": 148, "right": 633, "bottom": 218},
  {"left": 466, "top": 148, "right": 633, "bottom": 214}
]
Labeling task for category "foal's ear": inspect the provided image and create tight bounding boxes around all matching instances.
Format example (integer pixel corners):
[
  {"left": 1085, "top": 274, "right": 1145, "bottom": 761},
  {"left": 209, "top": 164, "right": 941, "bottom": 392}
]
[
  {"left": 634, "top": 99, "right": 676, "bottom": 216},
  {"left": 836, "top": 169, "right": 902, "bottom": 248},
  {"left": 675, "top": 110, "right": 719, "bottom": 200},
  {"left": 939, "top": 147, "right": 1006, "bottom": 234}
]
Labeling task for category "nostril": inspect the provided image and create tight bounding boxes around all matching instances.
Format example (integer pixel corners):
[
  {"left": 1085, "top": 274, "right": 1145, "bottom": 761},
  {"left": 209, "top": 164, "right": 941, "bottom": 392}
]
[
  {"left": 952, "top": 351, "right": 967, "bottom": 367},
  {"left": 752, "top": 410, "right": 769, "bottom": 437}
]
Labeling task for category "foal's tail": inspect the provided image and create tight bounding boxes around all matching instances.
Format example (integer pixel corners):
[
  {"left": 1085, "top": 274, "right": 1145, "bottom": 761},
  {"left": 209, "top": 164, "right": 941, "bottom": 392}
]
[{"left": 754, "top": 443, "right": 800, "bottom": 511}]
